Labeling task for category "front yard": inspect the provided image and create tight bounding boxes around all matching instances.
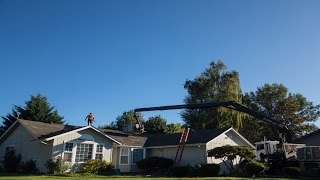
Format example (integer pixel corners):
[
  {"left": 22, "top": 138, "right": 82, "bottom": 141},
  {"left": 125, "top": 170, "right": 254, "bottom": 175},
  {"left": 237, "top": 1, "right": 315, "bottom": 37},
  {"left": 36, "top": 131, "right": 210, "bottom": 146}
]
[{"left": 0, "top": 174, "right": 297, "bottom": 180}]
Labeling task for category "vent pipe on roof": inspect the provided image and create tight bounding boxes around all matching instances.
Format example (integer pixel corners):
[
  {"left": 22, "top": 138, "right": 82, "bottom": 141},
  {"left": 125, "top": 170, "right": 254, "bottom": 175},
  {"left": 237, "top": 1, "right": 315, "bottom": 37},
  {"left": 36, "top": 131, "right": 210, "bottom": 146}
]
[{"left": 16, "top": 112, "right": 21, "bottom": 119}]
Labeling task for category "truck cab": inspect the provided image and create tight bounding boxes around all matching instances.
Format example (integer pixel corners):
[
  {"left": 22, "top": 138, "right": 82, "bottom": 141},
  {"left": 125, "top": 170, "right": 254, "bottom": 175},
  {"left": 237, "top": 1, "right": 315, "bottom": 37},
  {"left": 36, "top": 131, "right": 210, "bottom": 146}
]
[{"left": 255, "top": 140, "right": 280, "bottom": 161}]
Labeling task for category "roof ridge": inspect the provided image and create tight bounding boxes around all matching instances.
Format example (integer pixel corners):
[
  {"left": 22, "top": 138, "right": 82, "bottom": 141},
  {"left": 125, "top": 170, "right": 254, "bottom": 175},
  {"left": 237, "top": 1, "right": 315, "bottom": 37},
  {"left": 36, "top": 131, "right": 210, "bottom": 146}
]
[{"left": 18, "top": 119, "right": 65, "bottom": 126}]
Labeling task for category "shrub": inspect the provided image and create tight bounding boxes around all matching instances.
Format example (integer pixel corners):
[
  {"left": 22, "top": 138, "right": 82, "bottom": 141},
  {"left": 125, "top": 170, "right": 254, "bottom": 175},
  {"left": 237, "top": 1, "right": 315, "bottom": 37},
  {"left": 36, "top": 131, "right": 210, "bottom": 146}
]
[
  {"left": 81, "top": 159, "right": 100, "bottom": 173},
  {"left": 198, "top": 164, "right": 220, "bottom": 177},
  {"left": 137, "top": 156, "right": 174, "bottom": 172},
  {"left": 168, "top": 166, "right": 189, "bottom": 177},
  {"left": 208, "top": 145, "right": 255, "bottom": 174},
  {"left": 282, "top": 167, "right": 300, "bottom": 178},
  {"left": 80, "top": 159, "right": 114, "bottom": 175},
  {"left": 20, "top": 160, "right": 38, "bottom": 173},
  {"left": 244, "top": 160, "right": 265, "bottom": 176},
  {"left": 98, "top": 160, "right": 114, "bottom": 175},
  {"left": 3, "top": 150, "right": 21, "bottom": 173},
  {"left": 45, "top": 157, "right": 69, "bottom": 174}
]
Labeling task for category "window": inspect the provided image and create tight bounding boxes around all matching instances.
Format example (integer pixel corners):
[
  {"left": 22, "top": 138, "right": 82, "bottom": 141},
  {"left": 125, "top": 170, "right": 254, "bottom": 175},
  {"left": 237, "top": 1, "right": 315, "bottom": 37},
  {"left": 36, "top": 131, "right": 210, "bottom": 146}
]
[
  {"left": 63, "top": 143, "right": 73, "bottom": 162},
  {"left": 95, "top": 144, "right": 103, "bottom": 160},
  {"left": 256, "top": 144, "right": 265, "bottom": 151},
  {"left": 120, "top": 148, "right": 129, "bottom": 165},
  {"left": 75, "top": 143, "right": 93, "bottom": 162},
  {"left": 4, "top": 146, "right": 15, "bottom": 157},
  {"left": 132, "top": 149, "right": 144, "bottom": 164}
]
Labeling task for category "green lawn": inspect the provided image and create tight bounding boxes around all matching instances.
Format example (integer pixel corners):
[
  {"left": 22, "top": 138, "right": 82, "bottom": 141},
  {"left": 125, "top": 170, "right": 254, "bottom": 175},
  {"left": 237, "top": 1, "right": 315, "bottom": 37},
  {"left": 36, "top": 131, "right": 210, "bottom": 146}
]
[{"left": 0, "top": 175, "right": 296, "bottom": 180}]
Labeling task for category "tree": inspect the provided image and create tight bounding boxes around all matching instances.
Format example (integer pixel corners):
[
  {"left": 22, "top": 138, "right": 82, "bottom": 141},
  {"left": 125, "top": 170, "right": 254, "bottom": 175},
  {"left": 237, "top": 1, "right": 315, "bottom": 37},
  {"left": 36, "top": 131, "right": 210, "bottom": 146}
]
[
  {"left": 98, "top": 121, "right": 117, "bottom": 130},
  {"left": 24, "top": 94, "right": 64, "bottom": 123},
  {"left": 0, "top": 94, "right": 64, "bottom": 135},
  {"left": 208, "top": 145, "right": 255, "bottom": 173},
  {"left": 0, "top": 106, "right": 25, "bottom": 135},
  {"left": 240, "top": 83, "right": 320, "bottom": 142},
  {"left": 111, "top": 110, "right": 144, "bottom": 131},
  {"left": 182, "top": 60, "right": 243, "bottom": 130},
  {"left": 144, "top": 115, "right": 167, "bottom": 134},
  {"left": 165, "top": 123, "right": 183, "bottom": 134}
]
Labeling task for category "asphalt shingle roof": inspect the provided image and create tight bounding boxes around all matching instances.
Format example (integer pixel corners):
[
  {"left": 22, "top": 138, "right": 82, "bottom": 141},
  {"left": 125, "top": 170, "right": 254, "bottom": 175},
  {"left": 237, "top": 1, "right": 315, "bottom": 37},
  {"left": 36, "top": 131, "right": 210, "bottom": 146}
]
[
  {"left": 18, "top": 119, "right": 82, "bottom": 139},
  {"left": 6, "top": 120, "right": 231, "bottom": 147},
  {"left": 101, "top": 127, "right": 230, "bottom": 147},
  {"left": 295, "top": 129, "right": 320, "bottom": 143},
  {"left": 100, "top": 129, "right": 148, "bottom": 146},
  {"left": 143, "top": 128, "right": 230, "bottom": 147}
]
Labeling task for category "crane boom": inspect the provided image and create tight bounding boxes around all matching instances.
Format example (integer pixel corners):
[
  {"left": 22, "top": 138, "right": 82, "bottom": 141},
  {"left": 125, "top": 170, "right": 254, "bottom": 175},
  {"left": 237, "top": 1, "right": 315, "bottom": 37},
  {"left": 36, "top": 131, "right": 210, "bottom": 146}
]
[
  {"left": 134, "top": 101, "right": 288, "bottom": 129},
  {"left": 133, "top": 101, "right": 290, "bottom": 142}
]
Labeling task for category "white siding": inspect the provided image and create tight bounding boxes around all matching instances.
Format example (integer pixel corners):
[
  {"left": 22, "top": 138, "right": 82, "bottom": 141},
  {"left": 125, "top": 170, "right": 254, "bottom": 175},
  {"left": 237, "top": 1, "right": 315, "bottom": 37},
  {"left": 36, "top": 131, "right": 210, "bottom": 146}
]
[
  {"left": 0, "top": 127, "right": 115, "bottom": 173},
  {"left": 51, "top": 128, "right": 113, "bottom": 162},
  {"left": 0, "top": 125, "right": 52, "bottom": 172},
  {"left": 113, "top": 147, "right": 131, "bottom": 172},
  {"left": 113, "top": 147, "right": 146, "bottom": 173},
  {"left": 112, "top": 146, "right": 118, "bottom": 168},
  {"left": 148, "top": 145, "right": 207, "bottom": 166},
  {"left": 206, "top": 130, "right": 250, "bottom": 174}
]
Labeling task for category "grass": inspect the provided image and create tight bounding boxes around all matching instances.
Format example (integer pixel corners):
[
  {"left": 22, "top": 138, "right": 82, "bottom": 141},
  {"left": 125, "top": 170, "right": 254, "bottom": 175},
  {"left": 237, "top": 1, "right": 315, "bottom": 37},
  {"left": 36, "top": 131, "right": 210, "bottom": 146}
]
[{"left": 0, "top": 174, "right": 296, "bottom": 180}]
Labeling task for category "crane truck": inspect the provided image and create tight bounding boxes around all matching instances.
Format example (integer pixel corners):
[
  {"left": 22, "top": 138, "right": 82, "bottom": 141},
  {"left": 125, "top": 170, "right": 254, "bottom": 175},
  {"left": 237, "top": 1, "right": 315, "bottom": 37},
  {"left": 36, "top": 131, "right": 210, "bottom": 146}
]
[{"left": 131, "top": 101, "right": 310, "bottom": 166}]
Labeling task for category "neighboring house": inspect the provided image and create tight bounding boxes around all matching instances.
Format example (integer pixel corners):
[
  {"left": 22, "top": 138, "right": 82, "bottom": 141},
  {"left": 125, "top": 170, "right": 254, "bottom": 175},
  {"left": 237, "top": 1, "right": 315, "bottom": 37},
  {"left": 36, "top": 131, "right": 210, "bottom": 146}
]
[
  {"left": 296, "top": 129, "right": 320, "bottom": 146},
  {"left": 0, "top": 119, "right": 254, "bottom": 174},
  {"left": 294, "top": 130, "right": 320, "bottom": 171}
]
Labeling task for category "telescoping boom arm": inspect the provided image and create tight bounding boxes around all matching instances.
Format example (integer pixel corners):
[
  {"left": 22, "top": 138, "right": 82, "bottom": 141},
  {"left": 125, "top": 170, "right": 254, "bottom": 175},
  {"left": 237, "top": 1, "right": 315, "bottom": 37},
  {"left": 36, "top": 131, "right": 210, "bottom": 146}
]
[{"left": 133, "top": 101, "right": 289, "bottom": 139}]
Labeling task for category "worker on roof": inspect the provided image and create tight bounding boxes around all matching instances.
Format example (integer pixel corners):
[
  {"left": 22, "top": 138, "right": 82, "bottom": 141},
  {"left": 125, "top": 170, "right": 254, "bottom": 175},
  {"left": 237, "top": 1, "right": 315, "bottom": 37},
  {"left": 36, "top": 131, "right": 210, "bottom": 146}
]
[{"left": 85, "top": 113, "right": 95, "bottom": 126}]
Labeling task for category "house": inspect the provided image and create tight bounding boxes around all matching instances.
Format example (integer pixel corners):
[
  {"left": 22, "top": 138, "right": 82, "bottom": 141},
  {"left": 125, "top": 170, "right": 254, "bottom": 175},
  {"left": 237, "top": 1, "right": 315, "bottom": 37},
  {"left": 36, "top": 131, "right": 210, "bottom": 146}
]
[
  {"left": 294, "top": 129, "right": 320, "bottom": 172},
  {"left": 296, "top": 129, "right": 320, "bottom": 146},
  {"left": 0, "top": 119, "right": 254, "bottom": 174},
  {"left": 0, "top": 119, "right": 121, "bottom": 172}
]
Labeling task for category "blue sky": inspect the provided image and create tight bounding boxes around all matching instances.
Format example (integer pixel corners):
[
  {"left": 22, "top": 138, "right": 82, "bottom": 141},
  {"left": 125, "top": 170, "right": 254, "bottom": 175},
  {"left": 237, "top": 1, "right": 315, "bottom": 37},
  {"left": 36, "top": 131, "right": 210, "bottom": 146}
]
[{"left": 1, "top": 0, "right": 320, "bottom": 127}]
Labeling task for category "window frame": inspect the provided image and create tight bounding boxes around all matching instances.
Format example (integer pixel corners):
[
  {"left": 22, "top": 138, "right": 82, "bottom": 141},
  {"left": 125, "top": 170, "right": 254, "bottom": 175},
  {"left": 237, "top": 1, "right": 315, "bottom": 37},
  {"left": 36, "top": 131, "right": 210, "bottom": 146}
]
[
  {"left": 60, "top": 140, "right": 106, "bottom": 163},
  {"left": 119, "top": 147, "right": 129, "bottom": 165},
  {"left": 75, "top": 142, "right": 94, "bottom": 163},
  {"left": 95, "top": 143, "right": 104, "bottom": 160},
  {"left": 62, "top": 142, "right": 74, "bottom": 162},
  {"left": 4, "top": 145, "right": 15, "bottom": 157}
]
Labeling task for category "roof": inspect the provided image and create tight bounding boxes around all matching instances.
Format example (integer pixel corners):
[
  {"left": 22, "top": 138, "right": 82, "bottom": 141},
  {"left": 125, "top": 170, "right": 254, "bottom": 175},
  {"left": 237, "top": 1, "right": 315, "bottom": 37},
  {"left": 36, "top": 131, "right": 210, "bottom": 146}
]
[
  {"left": 100, "top": 127, "right": 231, "bottom": 147},
  {"left": 100, "top": 129, "right": 148, "bottom": 147},
  {"left": 295, "top": 129, "right": 320, "bottom": 143},
  {"left": 0, "top": 120, "right": 251, "bottom": 148},
  {"left": 144, "top": 127, "right": 230, "bottom": 147},
  {"left": 18, "top": 119, "right": 82, "bottom": 139},
  {"left": 0, "top": 119, "right": 121, "bottom": 144}
]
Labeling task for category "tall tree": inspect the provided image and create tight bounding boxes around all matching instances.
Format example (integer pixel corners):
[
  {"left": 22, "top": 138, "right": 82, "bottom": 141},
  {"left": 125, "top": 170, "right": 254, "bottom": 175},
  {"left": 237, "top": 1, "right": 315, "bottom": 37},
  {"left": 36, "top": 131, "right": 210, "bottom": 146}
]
[
  {"left": 101, "top": 114, "right": 183, "bottom": 134},
  {"left": 240, "top": 83, "right": 320, "bottom": 142},
  {"left": 144, "top": 115, "right": 167, "bottom": 134},
  {"left": 0, "top": 94, "right": 64, "bottom": 135},
  {"left": 24, "top": 94, "right": 64, "bottom": 123},
  {"left": 165, "top": 123, "right": 183, "bottom": 134},
  {"left": 112, "top": 110, "right": 144, "bottom": 131},
  {"left": 181, "top": 60, "right": 243, "bottom": 130}
]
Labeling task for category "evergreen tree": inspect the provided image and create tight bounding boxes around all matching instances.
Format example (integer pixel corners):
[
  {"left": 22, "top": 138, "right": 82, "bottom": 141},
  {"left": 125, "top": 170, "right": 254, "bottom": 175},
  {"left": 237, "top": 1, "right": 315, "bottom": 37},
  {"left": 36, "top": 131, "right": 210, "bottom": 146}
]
[{"left": 1, "top": 94, "right": 64, "bottom": 135}]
